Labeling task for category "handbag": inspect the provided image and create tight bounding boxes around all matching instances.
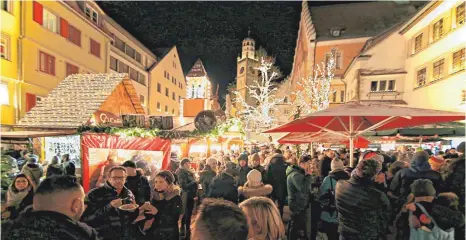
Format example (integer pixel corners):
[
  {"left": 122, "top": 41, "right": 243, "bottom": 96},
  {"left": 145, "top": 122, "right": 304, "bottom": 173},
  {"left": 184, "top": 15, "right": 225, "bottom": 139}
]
[
  {"left": 318, "top": 178, "right": 336, "bottom": 214},
  {"left": 409, "top": 203, "right": 454, "bottom": 240}
]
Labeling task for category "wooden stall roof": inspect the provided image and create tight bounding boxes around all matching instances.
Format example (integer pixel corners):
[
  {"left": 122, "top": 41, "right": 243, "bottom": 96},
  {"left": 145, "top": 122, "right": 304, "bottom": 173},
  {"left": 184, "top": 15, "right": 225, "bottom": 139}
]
[
  {"left": 16, "top": 73, "right": 145, "bottom": 129},
  {"left": 1, "top": 130, "right": 75, "bottom": 139}
]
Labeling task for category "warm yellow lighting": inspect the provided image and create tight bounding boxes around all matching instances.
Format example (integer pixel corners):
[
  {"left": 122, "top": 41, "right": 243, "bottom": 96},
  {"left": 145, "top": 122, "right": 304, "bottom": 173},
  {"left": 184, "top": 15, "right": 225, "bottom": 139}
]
[
  {"left": 190, "top": 144, "right": 207, "bottom": 153},
  {"left": 0, "top": 83, "right": 9, "bottom": 105}
]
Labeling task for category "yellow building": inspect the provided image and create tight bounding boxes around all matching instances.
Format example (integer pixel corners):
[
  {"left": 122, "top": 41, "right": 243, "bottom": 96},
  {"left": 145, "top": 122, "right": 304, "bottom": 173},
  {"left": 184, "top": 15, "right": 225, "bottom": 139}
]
[
  {"left": 148, "top": 47, "right": 186, "bottom": 116},
  {"left": 1, "top": 0, "right": 111, "bottom": 130},
  {"left": 401, "top": 0, "right": 465, "bottom": 111}
]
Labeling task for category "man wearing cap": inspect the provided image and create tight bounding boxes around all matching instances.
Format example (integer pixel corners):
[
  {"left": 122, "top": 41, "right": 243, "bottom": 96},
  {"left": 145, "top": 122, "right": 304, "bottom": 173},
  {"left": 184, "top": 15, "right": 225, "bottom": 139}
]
[
  {"left": 208, "top": 162, "right": 240, "bottom": 204},
  {"left": 122, "top": 160, "right": 151, "bottom": 205}
]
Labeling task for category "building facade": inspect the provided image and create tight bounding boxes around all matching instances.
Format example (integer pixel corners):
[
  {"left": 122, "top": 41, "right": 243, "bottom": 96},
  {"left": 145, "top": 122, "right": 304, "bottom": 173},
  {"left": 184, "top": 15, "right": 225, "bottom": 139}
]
[
  {"left": 148, "top": 47, "right": 186, "bottom": 116},
  {"left": 400, "top": 0, "right": 465, "bottom": 111},
  {"left": 182, "top": 59, "right": 212, "bottom": 117},
  {"left": 236, "top": 37, "right": 260, "bottom": 110}
]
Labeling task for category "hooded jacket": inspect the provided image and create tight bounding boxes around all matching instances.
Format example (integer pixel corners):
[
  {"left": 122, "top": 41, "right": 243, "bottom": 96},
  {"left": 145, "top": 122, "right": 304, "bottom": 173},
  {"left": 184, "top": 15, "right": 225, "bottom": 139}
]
[
  {"left": 124, "top": 171, "right": 151, "bottom": 205},
  {"left": 318, "top": 169, "right": 350, "bottom": 223},
  {"left": 80, "top": 182, "right": 138, "bottom": 240},
  {"left": 146, "top": 186, "right": 182, "bottom": 240},
  {"left": 336, "top": 175, "right": 391, "bottom": 240},
  {"left": 2, "top": 207, "right": 99, "bottom": 240},
  {"left": 238, "top": 183, "right": 273, "bottom": 199},
  {"left": 208, "top": 171, "right": 238, "bottom": 204},
  {"left": 46, "top": 163, "right": 64, "bottom": 177},
  {"left": 63, "top": 160, "right": 76, "bottom": 176},
  {"left": 199, "top": 165, "right": 216, "bottom": 198},
  {"left": 286, "top": 164, "right": 312, "bottom": 214},
  {"left": 265, "top": 154, "right": 288, "bottom": 202},
  {"left": 175, "top": 167, "right": 198, "bottom": 199},
  {"left": 238, "top": 165, "right": 252, "bottom": 187},
  {"left": 21, "top": 163, "right": 43, "bottom": 186}
]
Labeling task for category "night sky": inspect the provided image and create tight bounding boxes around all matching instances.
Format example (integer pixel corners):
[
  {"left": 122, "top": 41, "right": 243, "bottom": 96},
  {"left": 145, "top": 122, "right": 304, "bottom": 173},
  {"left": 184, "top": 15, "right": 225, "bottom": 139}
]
[{"left": 98, "top": 1, "right": 347, "bottom": 104}]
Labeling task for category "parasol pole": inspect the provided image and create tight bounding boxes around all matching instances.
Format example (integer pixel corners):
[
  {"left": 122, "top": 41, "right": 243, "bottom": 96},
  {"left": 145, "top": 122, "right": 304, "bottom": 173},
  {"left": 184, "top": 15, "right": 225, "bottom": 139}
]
[{"left": 349, "top": 116, "right": 355, "bottom": 167}]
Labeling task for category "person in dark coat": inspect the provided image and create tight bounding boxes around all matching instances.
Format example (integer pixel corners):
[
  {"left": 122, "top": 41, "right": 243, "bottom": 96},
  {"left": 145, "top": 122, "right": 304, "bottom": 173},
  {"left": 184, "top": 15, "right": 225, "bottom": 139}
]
[
  {"left": 388, "top": 151, "right": 444, "bottom": 209},
  {"left": 199, "top": 157, "right": 217, "bottom": 200},
  {"left": 62, "top": 154, "right": 76, "bottom": 176},
  {"left": 2, "top": 175, "right": 99, "bottom": 240},
  {"left": 335, "top": 159, "right": 391, "bottom": 240},
  {"left": 250, "top": 153, "right": 266, "bottom": 180},
  {"left": 286, "top": 155, "right": 313, "bottom": 240},
  {"left": 175, "top": 158, "right": 198, "bottom": 239},
  {"left": 265, "top": 153, "right": 288, "bottom": 217},
  {"left": 141, "top": 170, "right": 182, "bottom": 240},
  {"left": 46, "top": 156, "right": 64, "bottom": 177},
  {"left": 318, "top": 150, "right": 333, "bottom": 179},
  {"left": 21, "top": 155, "right": 43, "bottom": 189},
  {"left": 81, "top": 167, "right": 139, "bottom": 240},
  {"left": 208, "top": 162, "right": 240, "bottom": 204},
  {"left": 237, "top": 154, "right": 252, "bottom": 187},
  {"left": 2, "top": 174, "right": 34, "bottom": 220},
  {"left": 445, "top": 142, "right": 465, "bottom": 214},
  {"left": 122, "top": 160, "right": 151, "bottom": 205}
]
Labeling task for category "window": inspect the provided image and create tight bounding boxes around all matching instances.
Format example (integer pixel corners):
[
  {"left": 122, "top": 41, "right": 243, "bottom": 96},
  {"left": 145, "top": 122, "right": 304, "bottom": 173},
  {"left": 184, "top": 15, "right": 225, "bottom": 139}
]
[
  {"left": 90, "top": 39, "right": 100, "bottom": 58},
  {"left": 1, "top": 0, "right": 12, "bottom": 13},
  {"left": 114, "top": 36, "right": 125, "bottom": 52},
  {"left": 26, "top": 93, "right": 37, "bottom": 112},
  {"left": 433, "top": 19, "right": 443, "bottom": 41},
  {"left": 39, "top": 51, "right": 55, "bottom": 75},
  {"left": 326, "top": 51, "right": 342, "bottom": 69},
  {"left": 165, "top": 87, "right": 169, "bottom": 97},
  {"left": 173, "top": 61, "right": 176, "bottom": 68},
  {"left": 180, "top": 83, "right": 183, "bottom": 90},
  {"left": 167, "top": 72, "right": 170, "bottom": 80},
  {"left": 462, "top": 90, "right": 466, "bottom": 103},
  {"left": 370, "top": 81, "right": 378, "bottom": 92},
  {"left": 178, "top": 96, "right": 181, "bottom": 103},
  {"left": 414, "top": 33, "right": 422, "bottom": 53},
  {"left": 139, "top": 74, "right": 146, "bottom": 86},
  {"left": 157, "top": 83, "right": 161, "bottom": 93},
  {"left": 340, "top": 91, "right": 345, "bottom": 102},
  {"left": 68, "top": 25, "right": 81, "bottom": 46},
  {"left": 1, "top": 32, "right": 10, "bottom": 60},
  {"left": 417, "top": 68, "right": 426, "bottom": 87},
  {"left": 432, "top": 59, "right": 445, "bottom": 80},
  {"left": 129, "top": 67, "right": 138, "bottom": 81},
  {"left": 379, "top": 80, "right": 387, "bottom": 92},
  {"left": 118, "top": 61, "right": 129, "bottom": 73},
  {"left": 284, "top": 109, "right": 290, "bottom": 115},
  {"left": 126, "top": 45, "right": 135, "bottom": 59},
  {"left": 457, "top": 3, "right": 465, "bottom": 26},
  {"left": 135, "top": 52, "right": 141, "bottom": 63},
  {"left": 172, "top": 92, "right": 175, "bottom": 100},
  {"left": 43, "top": 8, "right": 58, "bottom": 33},
  {"left": 140, "top": 95, "right": 145, "bottom": 106},
  {"left": 388, "top": 80, "right": 395, "bottom": 91},
  {"left": 174, "top": 78, "right": 177, "bottom": 85},
  {"left": 164, "top": 71, "right": 167, "bottom": 79},
  {"left": 283, "top": 97, "right": 288, "bottom": 103},
  {"left": 157, "top": 102, "right": 161, "bottom": 111},
  {"left": 0, "top": 83, "right": 8, "bottom": 105},
  {"left": 332, "top": 91, "right": 337, "bottom": 102},
  {"left": 172, "top": 109, "right": 175, "bottom": 115},
  {"left": 85, "top": 4, "right": 98, "bottom": 24},
  {"left": 65, "top": 63, "right": 79, "bottom": 76},
  {"left": 453, "top": 48, "right": 465, "bottom": 72},
  {"left": 165, "top": 105, "right": 168, "bottom": 113},
  {"left": 171, "top": 76, "right": 174, "bottom": 83},
  {"left": 110, "top": 56, "right": 118, "bottom": 71}
]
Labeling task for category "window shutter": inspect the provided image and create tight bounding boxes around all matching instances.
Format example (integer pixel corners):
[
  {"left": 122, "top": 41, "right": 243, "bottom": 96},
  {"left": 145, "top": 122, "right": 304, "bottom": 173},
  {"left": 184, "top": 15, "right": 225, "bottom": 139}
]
[
  {"left": 26, "top": 93, "right": 37, "bottom": 112},
  {"left": 33, "top": 1, "right": 43, "bottom": 25},
  {"left": 60, "top": 18, "right": 69, "bottom": 38}
]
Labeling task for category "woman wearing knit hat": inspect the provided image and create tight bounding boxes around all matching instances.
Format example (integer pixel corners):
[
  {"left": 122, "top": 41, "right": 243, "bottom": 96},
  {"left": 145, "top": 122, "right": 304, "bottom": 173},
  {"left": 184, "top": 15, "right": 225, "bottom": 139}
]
[
  {"left": 238, "top": 169, "right": 273, "bottom": 199},
  {"left": 140, "top": 170, "right": 182, "bottom": 240},
  {"left": 317, "top": 158, "right": 349, "bottom": 240}
]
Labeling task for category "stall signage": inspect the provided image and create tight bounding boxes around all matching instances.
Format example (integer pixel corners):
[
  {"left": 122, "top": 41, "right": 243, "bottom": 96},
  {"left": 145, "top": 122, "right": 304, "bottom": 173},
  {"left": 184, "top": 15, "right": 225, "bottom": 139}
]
[
  {"left": 93, "top": 111, "right": 120, "bottom": 125},
  {"left": 368, "top": 143, "right": 381, "bottom": 148},
  {"left": 330, "top": 144, "right": 346, "bottom": 148}
]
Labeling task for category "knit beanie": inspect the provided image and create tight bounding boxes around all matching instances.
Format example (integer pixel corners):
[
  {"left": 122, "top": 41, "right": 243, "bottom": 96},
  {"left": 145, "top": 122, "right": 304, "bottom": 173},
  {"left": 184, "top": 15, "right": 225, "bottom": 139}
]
[
  {"left": 156, "top": 170, "right": 175, "bottom": 185},
  {"left": 410, "top": 179, "right": 436, "bottom": 197},
  {"left": 352, "top": 159, "right": 378, "bottom": 179},
  {"left": 238, "top": 153, "right": 249, "bottom": 163},
  {"left": 331, "top": 158, "right": 345, "bottom": 171},
  {"left": 247, "top": 169, "right": 262, "bottom": 187},
  {"left": 206, "top": 157, "right": 217, "bottom": 166}
]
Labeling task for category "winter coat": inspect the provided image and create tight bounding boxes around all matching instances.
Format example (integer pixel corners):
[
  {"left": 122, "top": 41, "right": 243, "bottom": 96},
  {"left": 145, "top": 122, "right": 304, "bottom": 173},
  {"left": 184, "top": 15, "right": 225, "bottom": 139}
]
[
  {"left": 335, "top": 176, "right": 391, "bottom": 240},
  {"left": 21, "top": 163, "right": 43, "bottom": 187},
  {"left": 318, "top": 169, "right": 350, "bottom": 223},
  {"left": 5, "top": 186, "right": 34, "bottom": 220},
  {"left": 63, "top": 161, "right": 76, "bottom": 176},
  {"left": 146, "top": 186, "right": 182, "bottom": 240},
  {"left": 2, "top": 206, "right": 99, "bottom": 240},
  {"left": 199, "top": 165, "right": 216, "bottom": 198},
  {"left": 445, "top": 156, "right": 465, "bottom": 213},
  {"left": 318, "top": 156, "right": 332, "bottom": 178},
  {"left": 238, "top": 166, "right": 252, "bottom": 187},
  {"left": 286, "top": 164, "right": 312, "bottom": 214},
  {"left": 124, "top": 171, "right": 151, "bottom": 205},
  {"left": 238, "top": 183, "right": 273, "bottom": 199},
  {"left": 46, "top": 163, "right": 64, "bottom": 177},
  {"left": 81, "top": 182, "right": 138, "bottom": 240},
  {"left": 208, "top": 171, "right": 238, "bottom": 204},
  {"left": 175, "top": 167, "right": 198, "bottom": 199},
  {"left": 265, "top": 154, "right": 288, "bottom": 202}
]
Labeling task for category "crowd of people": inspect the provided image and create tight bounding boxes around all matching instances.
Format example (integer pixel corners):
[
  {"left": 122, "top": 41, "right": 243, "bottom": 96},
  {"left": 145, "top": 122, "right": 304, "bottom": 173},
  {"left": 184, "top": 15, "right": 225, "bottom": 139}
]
[{"left": 1, "top": 142, "right": 465, "bottom": 240}]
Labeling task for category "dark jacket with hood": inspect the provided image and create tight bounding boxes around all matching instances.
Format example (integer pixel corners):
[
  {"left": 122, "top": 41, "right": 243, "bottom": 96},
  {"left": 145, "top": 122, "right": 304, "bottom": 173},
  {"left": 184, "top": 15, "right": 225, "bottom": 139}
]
[
  {"left": 124, "top": 170, "right": 151, "bottom": 205},
  {"left": 208, "top": 171, "right": 238, "bottom": 204},
  {"left": 146, "top": 186, "right": 182, "bottom": 240},
  {"left": 63, "top": 161, "right": 76, "bottom": 176},
  {"left": 175, "top": 167, "right": 198, "bottom": 199},
  {"left": 21, "top": 162, "right": 43, "bottom": 186},
  {"left": 265, "top": 154, "right": 288, "bottom": 202},
  {"left": 46, "top": 163, "right": 64, "bottom": 177},
  {"left": 2, "top": 206, "right": 99, "bottom": 240},
  {"left": 389, "top": 152, "right": 443, "bottom": 202},
  {"left": 199, "top": 165, "right": 216, "bottom": 198},
  {"left": 80, "top": 182, "right": 138, "bottom": 240},
  {"left": 445, "top": 155, "right": 465, "bottom": 213},
  {"left": 238, "top": 165, "right": 252, "bottom": 187},
  {"left": 335, "top": 175, "right": 391, "bottom": 240},
  {"left": 286, "top": 164, "right": 312, "bottom": 214},
  {"left": 319, "top": 155, "right": 332, "bottom": 178},
  {"left": 318, "top": 169, "right": 350, "bottom": 223}
]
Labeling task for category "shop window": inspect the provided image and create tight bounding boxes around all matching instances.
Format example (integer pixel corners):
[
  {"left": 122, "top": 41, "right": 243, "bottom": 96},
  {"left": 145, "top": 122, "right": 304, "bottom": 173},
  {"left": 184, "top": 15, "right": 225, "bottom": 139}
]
[
  {"left": 452, "top": 48, "right": 465, "bottom": 72},
  {"left": 432, "top": 59, "right": 445, "bottom": 80},
  {"left": 417, "top": 68, "right": 426, "bottom": 87},
  {"left": 39, "top": 51, "right": 55, "bottom": 75},
  {"left": 457, "top": 3, "right": 465, "bottom": 26},
  {"left": 1, "top": 32, "right": 10, "bottom": 60},
  {"left": 433, "top": 19, "right": 443, "bottom": 41}
]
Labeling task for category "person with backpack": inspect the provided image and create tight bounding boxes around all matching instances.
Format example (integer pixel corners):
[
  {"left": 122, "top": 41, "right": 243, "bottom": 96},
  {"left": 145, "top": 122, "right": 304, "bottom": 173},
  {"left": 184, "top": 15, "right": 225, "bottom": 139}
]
[{"left": 317, "top": 158, "right": 350, "bottom": 240}]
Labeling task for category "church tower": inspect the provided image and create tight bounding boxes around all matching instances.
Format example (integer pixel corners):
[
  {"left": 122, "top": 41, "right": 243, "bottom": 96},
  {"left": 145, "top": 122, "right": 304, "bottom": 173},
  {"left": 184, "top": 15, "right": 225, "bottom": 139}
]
[{"left": 236, "top": 36, "right": 259, "bottom": 110}]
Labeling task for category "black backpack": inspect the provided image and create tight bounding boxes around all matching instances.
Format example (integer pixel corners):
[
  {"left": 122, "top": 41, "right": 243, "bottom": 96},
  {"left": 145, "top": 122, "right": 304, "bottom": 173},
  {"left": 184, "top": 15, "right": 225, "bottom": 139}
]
[{"left": 318, "top": 177, "right": 337, "bottom": 213}]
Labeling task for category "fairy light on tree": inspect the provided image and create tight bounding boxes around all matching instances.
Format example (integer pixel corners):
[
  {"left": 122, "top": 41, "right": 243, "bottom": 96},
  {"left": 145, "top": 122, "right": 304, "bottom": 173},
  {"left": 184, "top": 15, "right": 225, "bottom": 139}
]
[{"left": 235, "top": 57, "right": 284, "bottom": 132}]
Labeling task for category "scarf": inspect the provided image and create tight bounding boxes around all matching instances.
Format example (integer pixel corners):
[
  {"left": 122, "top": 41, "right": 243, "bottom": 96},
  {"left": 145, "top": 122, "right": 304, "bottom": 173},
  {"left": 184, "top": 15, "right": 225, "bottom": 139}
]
[{"left": 6, "top": 186, "right": 31, "bottom": 208}]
